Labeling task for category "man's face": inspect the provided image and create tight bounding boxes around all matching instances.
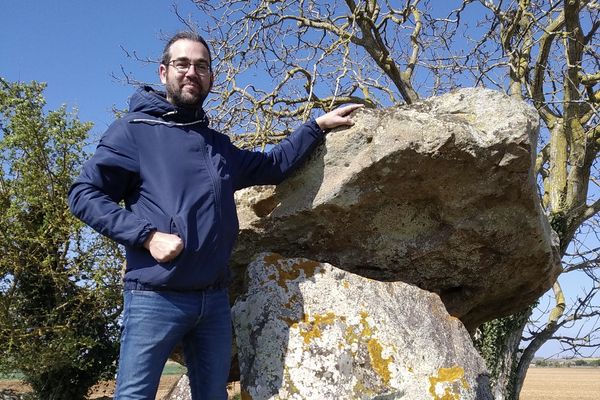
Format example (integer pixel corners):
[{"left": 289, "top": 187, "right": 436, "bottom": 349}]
[{"left": 159, "top": 39, "right": 213, "bottom": 109}]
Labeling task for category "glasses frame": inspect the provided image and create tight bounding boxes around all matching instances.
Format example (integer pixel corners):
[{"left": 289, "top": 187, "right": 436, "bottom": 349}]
[{"left": 168, "top": 58, "right": 211, "bottom": 76}]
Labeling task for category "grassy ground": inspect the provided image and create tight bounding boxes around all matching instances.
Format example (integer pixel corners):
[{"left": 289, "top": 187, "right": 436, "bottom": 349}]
[{"left": 161, "top": 362, "right": 187, "bottom": 376}]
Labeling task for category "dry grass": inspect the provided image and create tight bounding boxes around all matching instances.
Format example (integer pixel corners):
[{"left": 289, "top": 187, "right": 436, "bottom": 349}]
[
  {"left": 2, "top": 367, "right": 596, "bottom": 399},
  {"left": 520, "top": 367, "right": 600, "bottom": 400}
]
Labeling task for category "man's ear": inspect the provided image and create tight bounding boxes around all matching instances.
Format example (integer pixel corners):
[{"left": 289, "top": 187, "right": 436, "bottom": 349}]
[
  {"left": 209, "top": 71, "right": 214, "bottom": 91},
  {"left": 159, "top": 64, "right": 167, "bottom": 84}
]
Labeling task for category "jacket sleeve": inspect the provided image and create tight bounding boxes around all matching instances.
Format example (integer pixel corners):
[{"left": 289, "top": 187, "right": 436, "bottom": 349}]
[
  {"left": 231, "top": 118, "right": 326, "bottom": 190},
  {"left": 68, "top": 121, "right": 155, "bottom": 247}
]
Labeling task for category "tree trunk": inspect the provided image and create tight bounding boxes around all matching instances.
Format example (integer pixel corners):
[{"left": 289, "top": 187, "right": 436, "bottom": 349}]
[{"left": 475, "top": 308, "right": 532, "bottom": 400}]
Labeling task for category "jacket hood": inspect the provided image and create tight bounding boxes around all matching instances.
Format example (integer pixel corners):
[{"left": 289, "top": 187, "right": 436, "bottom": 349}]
[{"left": 128, "top": 86, "right": 209, "bottom": 125}]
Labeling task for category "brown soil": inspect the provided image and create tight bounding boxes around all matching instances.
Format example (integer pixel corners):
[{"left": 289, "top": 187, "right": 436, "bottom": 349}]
[{"left": 0, "top": 376, "right": 240, "bottom": 399}]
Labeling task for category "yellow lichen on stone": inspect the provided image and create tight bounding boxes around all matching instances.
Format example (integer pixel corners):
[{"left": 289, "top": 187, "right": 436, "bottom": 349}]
[
  {"left": 360, "top": 311, "right": 373, "bottom": 337},
  {"left": 343, "top": 280, "right": 350, "bottom": 289},
  {"left": 344, "top": 325, "right": 360, "bottom": 348},
  {"left": 367, "top": 338, "right": 394, "bottom": 385},
  {"left": 344, "top": 310, "right": 374, "bottom": 349},
  {"left": 296, "top": 312, "right": 337, "bottom": 344},
  {"left": 282, "top": 367, "right": 300, "bottom": 395},
  {"left": 353, "top": 379, "right": 377, "bottom": 398},
  {"left": 343, "top": 310, "right": 394, "bottom": 386},
  {"left": 428, "top": 366, "right": 469, "bottom": 400}
]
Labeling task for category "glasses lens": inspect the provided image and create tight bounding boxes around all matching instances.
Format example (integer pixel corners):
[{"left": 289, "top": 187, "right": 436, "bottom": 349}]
[
  {"left": 173, "top": 60, "right": 190, "bottom": 72},
  {"left": 195, "top": 63, "right": 210, "bottom": 74}
]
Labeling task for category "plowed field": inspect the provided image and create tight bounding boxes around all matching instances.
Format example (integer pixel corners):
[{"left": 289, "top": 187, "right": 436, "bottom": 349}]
[{"left": 520, "top": 367, "right": 600, "bottom": 400}]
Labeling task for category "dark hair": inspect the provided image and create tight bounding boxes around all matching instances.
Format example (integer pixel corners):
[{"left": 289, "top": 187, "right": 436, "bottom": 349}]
[{"left": 161, "top": 31, "right": 212, "bottom": 68}]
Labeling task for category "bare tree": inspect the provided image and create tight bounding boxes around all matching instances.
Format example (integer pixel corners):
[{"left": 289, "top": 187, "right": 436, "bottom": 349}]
[
  {"left": 466, "top": 1, "right": 600, "bottom": 398},
  {"left": 182, "top": 1, "right": 469, "bottom": 147},
  {"left": 174, "top": 0, "right": 598, "bottom": 398}
]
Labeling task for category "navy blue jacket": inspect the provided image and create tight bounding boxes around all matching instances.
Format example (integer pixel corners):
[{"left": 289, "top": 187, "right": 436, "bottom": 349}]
[{"left": 68, "top": 86, "right": 325, "bottom": 290}]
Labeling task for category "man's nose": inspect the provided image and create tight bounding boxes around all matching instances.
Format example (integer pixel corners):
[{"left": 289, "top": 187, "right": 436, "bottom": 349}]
[
  {"left": 184, "top": 65, "right": 201, "bottom": 77},
  {"left": 184, "top": 68, "right": 196, "bottom": 77}
]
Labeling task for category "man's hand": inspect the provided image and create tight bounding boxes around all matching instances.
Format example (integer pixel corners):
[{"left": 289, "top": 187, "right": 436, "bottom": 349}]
[
  {"left": 315, "top": 104, "right": 364, "bottom": 130},
  {"left": 143, "top": 231, "right": 184, "bottom": 263}
]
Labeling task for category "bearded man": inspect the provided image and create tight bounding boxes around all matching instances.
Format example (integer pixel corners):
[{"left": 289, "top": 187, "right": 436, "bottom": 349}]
[{"left": 69, "top": 31, "right": 360, "bottom": 399}]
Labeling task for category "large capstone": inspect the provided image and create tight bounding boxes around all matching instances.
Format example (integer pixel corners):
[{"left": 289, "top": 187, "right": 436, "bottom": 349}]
[{"left": 232, "top": 88, "right": 561, "bottom": 330}]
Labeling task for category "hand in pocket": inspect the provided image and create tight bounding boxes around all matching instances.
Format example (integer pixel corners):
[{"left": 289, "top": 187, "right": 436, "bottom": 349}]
[{"left": 143, "top": 231, "right": 184, "bottom": 263}]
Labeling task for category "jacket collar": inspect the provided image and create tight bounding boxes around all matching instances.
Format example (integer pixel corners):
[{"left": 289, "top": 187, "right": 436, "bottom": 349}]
[{"left": 129, "top": 86, "right": 209, "bottom": 126}]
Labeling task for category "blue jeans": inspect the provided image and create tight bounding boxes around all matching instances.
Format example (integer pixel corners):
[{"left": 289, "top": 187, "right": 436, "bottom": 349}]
[{"left": 114, "top": 288, "right": 232, "bottom": 400}]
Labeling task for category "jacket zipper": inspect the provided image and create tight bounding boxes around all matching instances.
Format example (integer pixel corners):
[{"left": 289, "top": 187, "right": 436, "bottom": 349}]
[{"left": 201, "top": 143, "right": 222, "bottom": 223}]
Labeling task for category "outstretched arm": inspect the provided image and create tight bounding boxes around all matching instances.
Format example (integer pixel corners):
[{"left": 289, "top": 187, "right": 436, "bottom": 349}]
[{"left": 232, "top": 104, "right": 364, "bottom": 189}]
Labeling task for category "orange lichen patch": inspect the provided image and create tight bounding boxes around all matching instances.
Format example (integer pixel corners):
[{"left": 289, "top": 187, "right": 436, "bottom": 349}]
[
  {"left": 272, "top": 259, "right": 322, "bottom": 291},
  {"left": 294, "top": 259, "right": 321, "bottom": 278},
  {"left": 263, "top": 252, "right": 284, "bottom": 265},
  {"left": 241, "top": 388, "right": 253, "bottom": 400},
  {"left": 283, "top": 293, "right": 300, "bottom": 308},
  {"left": 367, "top": 338, "right": 394, "bottom": 385},
  {"left": 282, "top": 316, "right": 299, "bottom": 327},
  {"left": 265, "top": 253, "right": 284, "bottom": 282},
  {"left": 294, "top": 312, "right": 337, "bottom": 344},
  {"left": 428, "top": 366, "right": 469, "bottom": 400}
]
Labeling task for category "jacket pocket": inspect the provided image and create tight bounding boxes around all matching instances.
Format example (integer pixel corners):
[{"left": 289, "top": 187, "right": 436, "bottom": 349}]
[{"left": 168, "top": 214, "right": 188, "bottom": 264}]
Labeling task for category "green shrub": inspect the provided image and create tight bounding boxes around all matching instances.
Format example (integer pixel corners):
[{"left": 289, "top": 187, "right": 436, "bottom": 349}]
[{"left": 0, "top": 79, "right": 122, "bottom": 399}]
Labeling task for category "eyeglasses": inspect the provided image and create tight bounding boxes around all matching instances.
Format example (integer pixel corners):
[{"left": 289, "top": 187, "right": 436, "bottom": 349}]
[{"left": 168, "top": 59, "right": 211, "bottom": 76}]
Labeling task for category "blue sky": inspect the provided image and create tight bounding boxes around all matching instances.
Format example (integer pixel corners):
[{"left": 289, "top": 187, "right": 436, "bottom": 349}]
[
  {"left": 1, "top": 0, "right": 198, "bottom": 132},
  {"left": 2, "top": 1, "right": 597, "bottom": 359}
]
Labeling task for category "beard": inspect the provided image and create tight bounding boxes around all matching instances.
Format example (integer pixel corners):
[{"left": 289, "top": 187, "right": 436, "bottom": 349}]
[{"left": 165, "top": 77, "right": 209, "bottom": 109}]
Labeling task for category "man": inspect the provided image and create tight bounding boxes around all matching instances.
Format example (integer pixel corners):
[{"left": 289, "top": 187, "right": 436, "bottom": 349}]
[{"left": 68, "top": 31, "right": 361, "bottom": 399}]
